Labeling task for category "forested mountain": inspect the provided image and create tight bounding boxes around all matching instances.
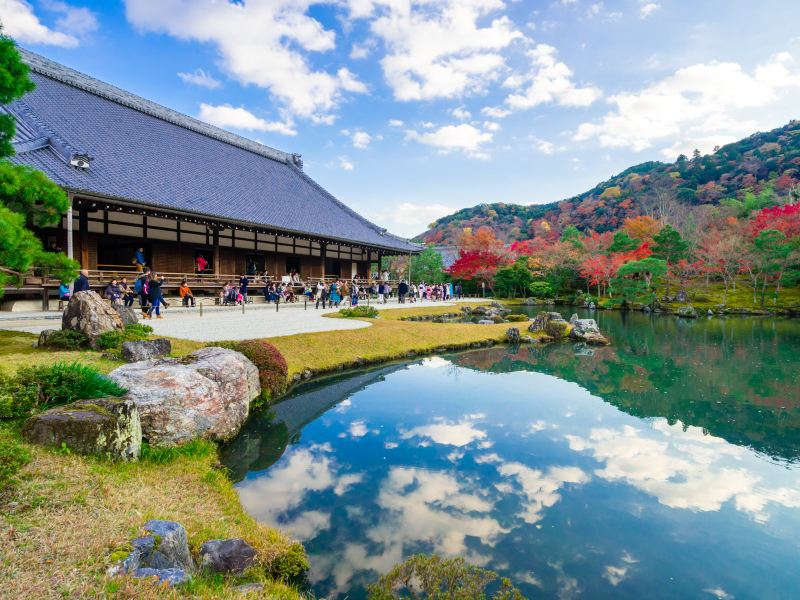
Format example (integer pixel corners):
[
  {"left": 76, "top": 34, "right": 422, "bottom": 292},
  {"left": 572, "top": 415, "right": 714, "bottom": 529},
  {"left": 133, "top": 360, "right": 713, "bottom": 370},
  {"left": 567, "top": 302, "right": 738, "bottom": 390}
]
[{"left": 416, "top": 120, "right": 800, "bottom": 245}]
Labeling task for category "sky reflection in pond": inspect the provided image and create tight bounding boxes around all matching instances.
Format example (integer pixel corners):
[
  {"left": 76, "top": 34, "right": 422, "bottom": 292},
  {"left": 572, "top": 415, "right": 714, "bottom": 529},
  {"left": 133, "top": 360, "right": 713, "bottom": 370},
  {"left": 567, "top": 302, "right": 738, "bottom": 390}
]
[{"left": 225, "top": 313, "right": 800, "bottom": 599}]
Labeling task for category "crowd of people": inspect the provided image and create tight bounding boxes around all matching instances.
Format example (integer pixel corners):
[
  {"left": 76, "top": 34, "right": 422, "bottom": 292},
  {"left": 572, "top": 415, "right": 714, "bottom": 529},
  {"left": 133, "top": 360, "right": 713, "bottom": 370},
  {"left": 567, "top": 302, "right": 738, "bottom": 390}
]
[{"left": 65, "top": 265, "right": 465, "bottom": 319}]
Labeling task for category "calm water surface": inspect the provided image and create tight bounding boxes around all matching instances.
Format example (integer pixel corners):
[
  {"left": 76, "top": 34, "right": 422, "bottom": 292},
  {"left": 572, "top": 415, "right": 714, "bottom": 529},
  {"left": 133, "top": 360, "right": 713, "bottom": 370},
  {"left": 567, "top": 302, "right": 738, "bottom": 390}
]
[{"left": 222, "top": 311, "right": 800, "bottom": 599}]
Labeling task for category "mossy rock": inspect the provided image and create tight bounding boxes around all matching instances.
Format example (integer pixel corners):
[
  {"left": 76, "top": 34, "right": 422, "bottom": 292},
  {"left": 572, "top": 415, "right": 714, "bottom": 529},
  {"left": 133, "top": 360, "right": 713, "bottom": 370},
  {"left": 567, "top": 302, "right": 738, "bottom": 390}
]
[
  {"left": 21, "top": 396, "right": 141, "bottom": 461},
  {"left": 544, "top": 320, "right": 569, "bottom": 339}
]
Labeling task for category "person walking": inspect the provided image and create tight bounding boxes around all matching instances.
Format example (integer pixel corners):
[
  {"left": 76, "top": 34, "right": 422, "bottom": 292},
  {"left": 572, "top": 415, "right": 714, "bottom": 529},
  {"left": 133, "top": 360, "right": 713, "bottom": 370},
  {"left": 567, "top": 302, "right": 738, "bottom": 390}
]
[
  {"left": 135, "top": 268, "right": 151, "bottom": 318},
  {"left": 398, "top": 279, "right": 408, "bottom": 304},
  {"left": 72, "top": 269, "right": 90, "bottom": 293},
  {"left": 239, "top": 274, "right": 250, "bottom": 303},
  {"left": 133, "top": 247, "right": 147, "bottom": 272},
  {"left": 315, "top": 280, "right": 328, "bottom": 309},
  {"left": 147, "top": 273, "right": 165, "bottom": 319}
]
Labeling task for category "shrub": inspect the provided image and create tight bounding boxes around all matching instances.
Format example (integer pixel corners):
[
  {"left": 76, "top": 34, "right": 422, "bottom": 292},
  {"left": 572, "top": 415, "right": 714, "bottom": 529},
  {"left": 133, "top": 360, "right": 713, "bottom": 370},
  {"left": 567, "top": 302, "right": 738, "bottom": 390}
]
[
  {"left": 0, "top": 433, "right": 30, "bottom": 493},
  {"left": 268, "top": 542, "right": 310, "bottom": 582},
  {"left": 40, "top": 329, "right": 89, "bottom": 350},
  {"left": 368, "top": 554, "right": 523, "bottom": 600},
  {"left": 234, "top": 340, "right": 289, "bottom": 403},
  {"left": 339, "top": 305, "right": 379, "bottom": 318},
  {"left": 506, "top": 313, "right": 529, "bottom": 322},
  {"left": 0, "top": 362, "right": 127, "bottom": 418},
  {"left": 528, "top": 281, "right": 553, "bottom": 298},
  {"left": 95, "top": 323, "right": 154, "bottom": 350}
]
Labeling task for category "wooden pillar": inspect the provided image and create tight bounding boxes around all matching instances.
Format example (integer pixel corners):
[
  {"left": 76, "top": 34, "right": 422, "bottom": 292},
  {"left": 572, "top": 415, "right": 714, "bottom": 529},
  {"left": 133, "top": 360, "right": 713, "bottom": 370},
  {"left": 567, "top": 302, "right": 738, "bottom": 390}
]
[
  {"left": 320, "top": 242, "right": 327, "bottom": 281},
  {"left": 212, "top": 228, "right": 220, "bottom": 276},
  {"left": 79, "top": 208, "right": 89, "bottom": 269}
]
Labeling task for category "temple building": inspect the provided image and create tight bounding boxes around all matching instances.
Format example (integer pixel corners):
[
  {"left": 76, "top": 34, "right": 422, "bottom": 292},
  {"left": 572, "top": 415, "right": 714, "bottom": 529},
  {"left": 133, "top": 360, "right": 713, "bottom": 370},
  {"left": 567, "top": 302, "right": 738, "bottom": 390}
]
[{"left": 5, "top": 49, "right": 418, "bottom": 293}]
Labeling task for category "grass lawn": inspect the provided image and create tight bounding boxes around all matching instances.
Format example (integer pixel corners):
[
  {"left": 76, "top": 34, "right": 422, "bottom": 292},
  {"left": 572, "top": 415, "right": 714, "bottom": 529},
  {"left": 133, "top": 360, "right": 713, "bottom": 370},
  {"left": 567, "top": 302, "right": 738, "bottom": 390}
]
[
  {"left": 273, "top": 305, "right": 515, "bottom": 377},
  {"left": 0, "top": 302, "right": 525, "bottom": 598}
]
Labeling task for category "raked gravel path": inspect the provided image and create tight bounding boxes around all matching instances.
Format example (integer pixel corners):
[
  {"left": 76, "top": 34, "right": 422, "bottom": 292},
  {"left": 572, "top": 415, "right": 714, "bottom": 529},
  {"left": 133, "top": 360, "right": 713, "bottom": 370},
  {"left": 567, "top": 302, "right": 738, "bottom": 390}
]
[{"left": 0, "top": 299, "right": 483, "bottom": 341}]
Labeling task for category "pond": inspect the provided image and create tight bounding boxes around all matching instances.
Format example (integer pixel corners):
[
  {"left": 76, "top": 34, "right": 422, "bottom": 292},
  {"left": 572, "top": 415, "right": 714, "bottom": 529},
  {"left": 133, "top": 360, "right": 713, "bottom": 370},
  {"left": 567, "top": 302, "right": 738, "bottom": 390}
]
[{"left": 221, "top": 310, "right": 800, "bottom": 599}]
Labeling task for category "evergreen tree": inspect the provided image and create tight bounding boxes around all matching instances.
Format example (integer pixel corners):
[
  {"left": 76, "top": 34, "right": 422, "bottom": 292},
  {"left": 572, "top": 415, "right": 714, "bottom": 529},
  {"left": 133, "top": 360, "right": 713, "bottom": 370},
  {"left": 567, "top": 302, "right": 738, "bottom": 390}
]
[
  {"left": 608, "top": 230, "right": 641, "bottom": 254},
  {"left": 0, "top": 32, "right": 78, "bottom": 295},
  {"left": 651, "top": 224, "right": 688, "bottom": 297}
]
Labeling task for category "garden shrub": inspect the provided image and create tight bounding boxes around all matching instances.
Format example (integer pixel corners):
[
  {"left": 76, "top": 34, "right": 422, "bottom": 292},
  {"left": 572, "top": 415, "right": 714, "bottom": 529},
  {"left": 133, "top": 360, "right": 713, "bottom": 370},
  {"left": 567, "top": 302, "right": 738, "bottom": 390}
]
[
  {"left": 39, "top": 329, "right": 89, "bottom": 350},
  {"left": 268, "top": 541, "right": 310, "bottom": 582},
  {"left": 0, "top": 362, "right": 127, "bottom": 419},
  {"left": 528, "top": 281, "right": 553, "bottom": 298},
  {"left": 234, "top": 340, "right": 289, "bottom": 403},
  {"left": 368, "top": 554, "right": 523, "bottom": 600},
  {"left": 506, "top": 313, "right": 529, "bottom": 322},
  {"left": 0, "top": 433, "right": 30, "bottom": 492},
  {"left": 95, "top": 323, "right": 154, "bottom": 350},
  {"left": 339, "top": 305, "right": 379, "bottom": 318}
]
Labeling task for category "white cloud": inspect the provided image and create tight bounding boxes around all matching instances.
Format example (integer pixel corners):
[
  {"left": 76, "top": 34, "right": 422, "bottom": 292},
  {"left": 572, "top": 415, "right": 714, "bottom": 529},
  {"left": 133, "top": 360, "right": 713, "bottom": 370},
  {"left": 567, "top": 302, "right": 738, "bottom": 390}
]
[
  {"left": 177, "top": 68, "right": 221, "bottom": 89},
  {"left": 497, "top": 463, "right": 589, "bottom": 524},
  {"left": 451, "top": 106, "right": 472, "bottom": 120},
  {"left": 350, "top": 41, "right": 372, "bottom": 59},
  {"left": 198, "top": 103, "right": 296, "bottom": 136},
  {"left": 355, "top": 0, "right": 523, "bottom": 101},
  {"left": 334, "top": 473, "right": 364, "bottom": 495},
  {"left": 505, "top": 44, "right": 601, "bottom": 111},
  {"left": 352, "top": 131, "right": 372, "bottom": 149},
  {"left": 482, "top": 105, "right": 512, "bottom": 119},
  {"left": 124, "top": 0, "right": 367, "bottom": 121},
  {"left": 388, "top": 118, "right": 404, "bottom": 127},
  {"left": 566, "top": 421, "right": 800, "bottom": 522},
  {"left": 639, "top": 2, "right": 661, "bottom": 19},
  {"left": 401, "top": 418, "right": 487, "bottom": 447},
  {"left": 390, "top": 202, "right": 454, "bottom": 227},
  {"left": 405, "top": 123, "right": 493, "bottom": 158},
  {"left": 349, "top": 419, "right": 368, "bottom": 437},
  {"left": 338, "top": 156, "right": 355, "bottom": 171},
  {"left": 575, "top": 51, "right": 800, "bottom": 157},
  {"left": 0, "top": 0, "right": 97, "bottom": 47},
  {"left": 483, "top": 120, "right": 501, "bottom": 132}
]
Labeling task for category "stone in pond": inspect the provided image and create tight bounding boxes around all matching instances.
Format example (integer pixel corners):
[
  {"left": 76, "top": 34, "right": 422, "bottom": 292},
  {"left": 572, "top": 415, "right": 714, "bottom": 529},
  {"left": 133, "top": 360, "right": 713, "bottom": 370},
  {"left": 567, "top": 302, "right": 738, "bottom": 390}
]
[
  {"left": 199, "top": 538, "right": 257, "bottom": 574},
  {"left": 505, "top": 328, "right": 520, "bottom": 343},
  {"left": 62, "top": 291, "right": 124, "bottom": 348},
  {"left": 108, "top": 346, "right": 260, "bottom": 446},
  {"left": 21, "top": 396, "right": 141, "bottom": 461},
  {"left": 528, "top": 311, "right": 565, "bottom": 333},
  {"left": 121, "top": 338, "right": 172, "bottom": 362},
  {"left": 477, "top": 319, "right": 494, "bottom": 325},
  {"left": 544, "top": 319, "right": 569, "bottom": 339},
  {"left": 568, "top": 318, "right": 610, "bottom": 346},
  {"left": 676, "top": 305, "right": 699, "bottom": 319}
]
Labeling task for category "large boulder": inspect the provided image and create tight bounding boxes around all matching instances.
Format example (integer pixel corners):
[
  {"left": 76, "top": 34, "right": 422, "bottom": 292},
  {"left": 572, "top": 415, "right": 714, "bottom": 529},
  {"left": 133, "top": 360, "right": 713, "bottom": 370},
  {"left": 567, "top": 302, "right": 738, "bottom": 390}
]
[
  {"left": 21, "top": 396, "right": 141, "bottom": 461},
  {"left": 110, "top": 520, "right": 194, "bottom": 586},
  {"left": 569, "top": 318, "right": 610, "bottom": 346},
  {"left": 505, "top": 328, "right": 520, "bottom": 344},
  {"left": 114, "top": 305, "right": 139, "bottom": 325},
  {"left": 108, "top": 347, "right": 260, "bottom": 446},
  {"left": 528, "top": 311, "right": 565, "bottom": 333},
  {"left": 121, "top": 338, "right": 172, "bottom": 362},
  {"left": 545, "top": 319, "right": 569, "bottom": 339},
  {"left": 62, "top": 291, "right": 123, "bottom": 348},
  {"left": 199, "top": 539, "right": 256, "bottom": 574},
  {"left": 676, "top": 305, "right": 699, "bottom": 319}
]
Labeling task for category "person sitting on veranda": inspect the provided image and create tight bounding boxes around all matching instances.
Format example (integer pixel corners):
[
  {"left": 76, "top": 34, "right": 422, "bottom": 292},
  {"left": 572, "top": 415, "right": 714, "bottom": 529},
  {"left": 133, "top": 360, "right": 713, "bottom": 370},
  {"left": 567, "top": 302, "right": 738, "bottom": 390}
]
[
  {"left": 283, "top": 284, "right": 296, "bottom": 303},
  {"left": 58, "top": 282, "right": 71, "bottom": 309},
  {"left": 179, "top": 279, "right": 195, "bottom": 307},
  {"left": 196, "top": 254, "right": 208, "bottom": 273},
  {"left": 133, "top": 247, "right": 147, "bottom": 273},
  {"left": 104, "top": 278, "right": 122, "bottom": 305},
  {"left": 290, "top": 270, "right": 301, "bottom": 284}
]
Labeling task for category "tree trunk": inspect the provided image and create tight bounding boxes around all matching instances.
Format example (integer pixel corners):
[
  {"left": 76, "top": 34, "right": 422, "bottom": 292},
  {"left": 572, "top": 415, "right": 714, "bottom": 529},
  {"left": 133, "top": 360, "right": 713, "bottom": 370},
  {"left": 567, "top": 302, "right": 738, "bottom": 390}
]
[
  {"left": 722, "top": 279, "right": 728, "bottom": 306},
  {"left": 760, "top": 276, "right": 767, "bottom": 308}
]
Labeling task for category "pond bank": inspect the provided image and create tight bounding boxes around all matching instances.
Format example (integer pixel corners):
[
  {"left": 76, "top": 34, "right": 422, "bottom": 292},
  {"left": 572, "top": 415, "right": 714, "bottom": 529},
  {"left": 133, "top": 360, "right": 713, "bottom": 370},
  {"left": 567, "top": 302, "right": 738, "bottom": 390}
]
[{"left": 1, "top": 304, "right": 550, "bottom": 598}]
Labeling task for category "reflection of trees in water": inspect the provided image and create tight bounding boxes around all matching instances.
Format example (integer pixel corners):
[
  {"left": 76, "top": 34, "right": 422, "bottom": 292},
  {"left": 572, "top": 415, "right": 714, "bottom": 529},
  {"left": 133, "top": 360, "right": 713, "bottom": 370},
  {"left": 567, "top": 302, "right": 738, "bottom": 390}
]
[
  {"left": 221, "top": 364, "right": 411, "bottom": 481},
  {"left": 450, "top": 313, "right": 800, "bottom": 463}
]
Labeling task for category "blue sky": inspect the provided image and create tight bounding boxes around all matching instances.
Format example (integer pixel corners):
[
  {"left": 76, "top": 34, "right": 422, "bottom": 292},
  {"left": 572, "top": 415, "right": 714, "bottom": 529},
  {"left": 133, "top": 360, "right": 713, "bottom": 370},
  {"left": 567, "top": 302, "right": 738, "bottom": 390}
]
[{"left": 3, "top": 0, "right": 800, "bottom": 238}]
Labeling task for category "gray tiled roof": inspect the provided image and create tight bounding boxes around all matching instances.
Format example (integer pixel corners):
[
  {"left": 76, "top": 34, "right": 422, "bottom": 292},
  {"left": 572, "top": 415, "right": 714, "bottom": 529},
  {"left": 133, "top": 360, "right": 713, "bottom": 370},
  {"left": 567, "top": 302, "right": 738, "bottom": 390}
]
[{"left": 6, "top": 48, "right": 419, "bottom": 253}]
